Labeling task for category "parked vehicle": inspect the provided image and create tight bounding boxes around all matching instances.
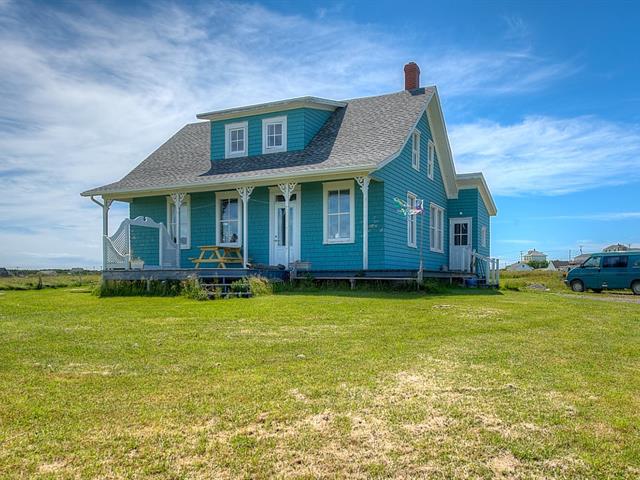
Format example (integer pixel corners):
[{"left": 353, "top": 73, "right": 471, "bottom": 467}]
[{"left": 565, "top": 252, "right": 640, "bottom": 294}]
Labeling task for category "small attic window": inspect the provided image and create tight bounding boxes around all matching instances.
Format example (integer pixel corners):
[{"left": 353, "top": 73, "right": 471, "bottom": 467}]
[
  {"left": 262, "top": 116, "right": 287, "bottom": 154},
  {"left": 427, "top": 140, "right": 435, "bottom": 180},
  {"left": 411, "top": 131, "right": 420, "bottom": 170},
  {"left": 225, "top": 121, "right": 248, "bottom": 158}
]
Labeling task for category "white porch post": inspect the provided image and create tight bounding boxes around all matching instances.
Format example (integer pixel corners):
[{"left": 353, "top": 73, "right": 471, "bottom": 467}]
[
  {"left": 170, "top": 193, "right": 186, "bottom": 268},
  {"left": 277, "top": 182, "right": 297, "bottom": 269},
  {"left": 355, "top": 176, "right": 370, "bottom": 270},
  {"left": 91, "top": 196, "right": 112, "bottom": 270},
  {"left": 236, "top": 186, "right": 254, "bottom": 268}
]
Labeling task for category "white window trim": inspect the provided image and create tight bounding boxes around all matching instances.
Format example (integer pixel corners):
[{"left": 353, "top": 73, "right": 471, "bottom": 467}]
[
  {"left": 481, "top": 225, "right": 487, "bottom": 248},
  {"left": 407, "top": 192, "right": 417, "bottom": 248},
  {"left": 215, "top": 191, "right": 242, "bottom": 247},
  {"left": 411, "top": 131, "right": 420, "bottom": 171},
  {"left": 166, "top": 194, "right": 191, "bottom": 249},
  {"left": 322, "top": 180, "right": 355, "bottom": 244},
  {"left": 262, "top": 116, "right": 287, "bottom": 154},
  {"left": 427, "top": 140, "right": 435, "bottom": 180},
  {"left": 224, "top": 121, "right": 248, "bottom": 159},
  {"left": 429, "top": 202, "right": 445, "bottom": 253}
]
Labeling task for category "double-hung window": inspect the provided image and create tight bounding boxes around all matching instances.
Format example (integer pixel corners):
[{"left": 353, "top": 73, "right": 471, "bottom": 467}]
[
  {"left": 407, "top": 193, "right": 417, "bottom": 248},
  {"left": 216, "top": 192, "right": 241, "bottom": 247},
  {"left": 262, "top": 116, "right": 287, "bottom": 153},
  {"left": 427, "top": 140, "right": 435, "bottom": 180},
  {"left": 225, "top": 121, "right": 248, "bottom": 158},
  {"left": 166, "top": 195, "right": 191, "bottom": 249},
  {"left": 481, "top": 225, "right": 487, "bottom": 248},
  {"left": 411, "top": 131, "right": 420, "bottom": 170},
  {"left": 323, "top": 180, "right": 354, "bottom": 244},
  {"left": 429, "top": 203, "right": 444, "bottom": 252}
]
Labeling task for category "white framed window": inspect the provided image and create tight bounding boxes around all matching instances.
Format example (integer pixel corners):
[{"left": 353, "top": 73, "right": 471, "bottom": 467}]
[
  {"left": 411, "top": 131, "right": 420, "bottom": 170},
  {"left": 427, "top": 140, "right": 435, "bottom": 180},
  {"left": 481, "top": 225, "right": 487, "bottom": 248},
  {"left": 166, "top": 195, "right": 191, "bottom": 249},
  {"left": 225, "top": 121, "right": 248, "bottom": 158},
  {"left": 407, "top": 192, "right": 417, "bottom": 248},
  {"left": 323, "top": 180, "right": 355, "bottom": 244},
  {"left": 429, "top": 203, "right": 444, "bottom": 253},
  {"left": 262, "top": 116, "right": 287, "bottom": 153},
  {"left": 216, "top": 191, "right": 242, "bottom": 247}
]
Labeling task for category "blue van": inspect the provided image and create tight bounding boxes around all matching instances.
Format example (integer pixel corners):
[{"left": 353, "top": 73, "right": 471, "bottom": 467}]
[{"left": 565, "top": 252, "right": 640, "bottom": 294}]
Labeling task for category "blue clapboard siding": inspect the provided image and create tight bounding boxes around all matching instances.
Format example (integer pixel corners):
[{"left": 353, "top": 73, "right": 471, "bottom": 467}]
[
  {"left": 130, "top": 196, "right": 166, "bottom": 266},
  {"left": 300, "top": 180, "right": 364, "bottom": 270},
  {"left": 375, "top": 112, "right": 449, "bottom": 270},
  {"left": 476, "top": 191, "right": 491, "bottom": 257},
  {"left": 447, "top": 188, "right": 491, "bottom": 257},
  {"left": 211, "top": 108, "right": 333, "bottom": 161},
  {"left": 367, "top": 180, "right": 385, "bottom": 270},
  {"left": 246, "top": 187, "right": 270, "bottom": 265}
]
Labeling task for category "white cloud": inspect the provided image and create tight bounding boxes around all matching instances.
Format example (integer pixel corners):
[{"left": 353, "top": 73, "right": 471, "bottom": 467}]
[{"left": 450, "top": 116, "right": 640, "bottom": 196}]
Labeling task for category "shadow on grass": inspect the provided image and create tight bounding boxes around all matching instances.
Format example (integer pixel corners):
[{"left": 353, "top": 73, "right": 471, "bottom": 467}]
[{"left": 273, "top": 285, "right": 504, "bottom": 300}]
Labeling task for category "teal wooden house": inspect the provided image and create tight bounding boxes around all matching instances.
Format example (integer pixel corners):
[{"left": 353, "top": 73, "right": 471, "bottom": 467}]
[{"left": 82, "top": 63, "right": 498, "bottom": 283}]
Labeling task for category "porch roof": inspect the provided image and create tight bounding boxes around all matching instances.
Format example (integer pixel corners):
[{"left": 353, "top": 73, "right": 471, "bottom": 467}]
[{"left": 81, "top": 88, "right": 434, "bottom": 198}]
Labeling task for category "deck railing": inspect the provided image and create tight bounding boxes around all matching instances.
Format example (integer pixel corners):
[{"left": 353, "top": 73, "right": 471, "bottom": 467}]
[
  {"left": 103, "top": 216, "right": 177, "bottom": 270},
  {"left": 471, "top": 252, "right": 500, "bottom": 286}
]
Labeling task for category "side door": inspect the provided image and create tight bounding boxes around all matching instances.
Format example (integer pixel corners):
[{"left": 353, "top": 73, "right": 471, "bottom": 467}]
[
  {"left": 578, "top": 255, "right": 602, "bottom": 289},
  {"left": 601, "top": 255, "right": 629, "bottom": 289}
]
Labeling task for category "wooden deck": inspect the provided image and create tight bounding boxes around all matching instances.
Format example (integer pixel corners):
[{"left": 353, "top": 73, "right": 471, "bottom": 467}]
[
  {"left": 101, "top": 268, "right": 484, "bottom": 287},
  {"left": 102, "top": 267, "right": 286, "bottom": 282}
]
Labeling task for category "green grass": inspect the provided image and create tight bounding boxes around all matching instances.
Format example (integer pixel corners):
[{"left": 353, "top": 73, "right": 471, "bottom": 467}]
[
  {"left": 0, "top": 273, "right": 101, "bottom": 291},
  {"left": 1, "top": 287, "right": 639, "bottom": 478}
]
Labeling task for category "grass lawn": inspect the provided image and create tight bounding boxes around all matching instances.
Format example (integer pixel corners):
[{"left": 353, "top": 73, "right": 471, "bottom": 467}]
[{"left": 1, "top": 287, "right": 639, "bottom": 478}]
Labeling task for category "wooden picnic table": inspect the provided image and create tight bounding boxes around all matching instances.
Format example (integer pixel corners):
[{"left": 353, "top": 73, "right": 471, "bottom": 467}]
[{"left": 190, "top": 245, "right": 244, "bottom": 269}]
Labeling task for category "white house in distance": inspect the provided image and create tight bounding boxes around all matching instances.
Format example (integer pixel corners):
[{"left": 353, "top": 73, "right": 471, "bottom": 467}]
[
  {"left": 505, "top": 262, "right": 533, "bottom": 272},
  {"left": 523, "top": 249, "right": 547, "bottom": 263}
]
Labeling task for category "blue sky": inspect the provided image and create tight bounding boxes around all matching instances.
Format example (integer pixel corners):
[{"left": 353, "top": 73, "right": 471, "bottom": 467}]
[{"left": 0, "top": 0, "right": 639, "bottom": 268}]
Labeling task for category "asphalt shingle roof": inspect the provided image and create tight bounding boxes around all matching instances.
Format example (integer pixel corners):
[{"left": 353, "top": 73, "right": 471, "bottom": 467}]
[{"left": 82, "top": 88, "right": 433, "bottom": 196}]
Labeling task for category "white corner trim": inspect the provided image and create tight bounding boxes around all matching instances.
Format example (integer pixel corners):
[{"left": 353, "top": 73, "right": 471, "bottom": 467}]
[
  {"left": 262, "top": 116, "right": 287, "bottom": 154},
  {"left": 224, "top": 121, "right": 248, "bottom": 159},
  {"left": 215, "top": 190, "right": 242, "bottom": 247},
  {"left": 322, "top": 180, "right": 355, "bottom": 244}
]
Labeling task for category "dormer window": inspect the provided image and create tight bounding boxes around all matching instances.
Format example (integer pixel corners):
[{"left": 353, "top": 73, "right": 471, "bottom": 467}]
[
  {"left": 225, "top": 121, "right": 248, "bottom": 158},
  {"left": 262, "top": 116, "right": 287, "bottom": 154}
]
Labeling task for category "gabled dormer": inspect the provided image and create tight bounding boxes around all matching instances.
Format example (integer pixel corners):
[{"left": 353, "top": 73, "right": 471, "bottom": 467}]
[{"left": 196, "top": 97, "right": 346, "bottom": 161}]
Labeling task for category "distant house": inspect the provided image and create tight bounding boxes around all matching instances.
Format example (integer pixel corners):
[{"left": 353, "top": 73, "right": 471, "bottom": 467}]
[
  {"left": 0, "top": 267, "right": 11, "bottom": 277},
  {"left": 523, "top": 249, "right": 547, "bottom": 263},
  {"left": 570, "top": 253, "right": 592, "bottom": 268},
  {"left": 505, "top": 262, "right": 533, "bottom": 272},
  {"left": 546, "top": 260, "right": 571, "bottom": 272},
  {"left": 603, "top": 243, "right": 630, "bottom": 252}
]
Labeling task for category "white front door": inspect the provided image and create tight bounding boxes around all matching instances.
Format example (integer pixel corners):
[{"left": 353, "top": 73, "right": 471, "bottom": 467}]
[
  {"left": 270, "top": 192, "right": 300, "bottom": 267},
  {"left": 449, "top": 217, "right": 472, "bottom": 272}
]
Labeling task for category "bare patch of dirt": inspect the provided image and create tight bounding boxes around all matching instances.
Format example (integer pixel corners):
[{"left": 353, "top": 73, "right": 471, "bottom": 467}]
[{"left": 488, "top": 452, "right": 520, "bottom": 476}]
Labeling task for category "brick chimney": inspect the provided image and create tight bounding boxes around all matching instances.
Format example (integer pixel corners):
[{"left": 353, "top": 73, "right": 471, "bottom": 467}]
[{"left": 404, "top": 62, "right": 420, "bottom": 90}]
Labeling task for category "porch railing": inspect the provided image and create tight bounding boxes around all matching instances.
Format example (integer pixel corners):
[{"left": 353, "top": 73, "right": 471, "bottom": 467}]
[
  {"left": 104, "top": 216, "right": 177, "bottom": 270},
  {"left": 471, "top": 251, "right": 500, "bottom": 286}
]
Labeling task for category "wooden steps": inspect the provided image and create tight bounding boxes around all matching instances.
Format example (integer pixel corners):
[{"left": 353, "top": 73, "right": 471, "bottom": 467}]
[{"left": 200, "top": 280, "right": 252, "bottom": 299}]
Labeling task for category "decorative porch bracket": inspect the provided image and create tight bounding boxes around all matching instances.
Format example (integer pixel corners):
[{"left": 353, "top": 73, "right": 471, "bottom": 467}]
[
  {"left": 170, "top": 193, "right": 186, "bottom": 268},
  {"left": 355, "top": 176, "right": 371, "bottom": 270},
  {"left": 91, "top": 196, "right": 113, "bottom": 270},
  {"left": 236, "top": 186, "right": 255, "bottom": 268},
  {"left": 277, "top": 182, "right": 297, "bottom": 269}
]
